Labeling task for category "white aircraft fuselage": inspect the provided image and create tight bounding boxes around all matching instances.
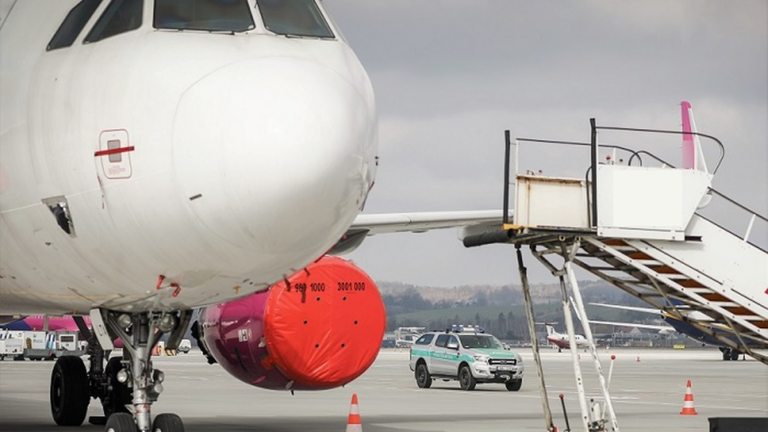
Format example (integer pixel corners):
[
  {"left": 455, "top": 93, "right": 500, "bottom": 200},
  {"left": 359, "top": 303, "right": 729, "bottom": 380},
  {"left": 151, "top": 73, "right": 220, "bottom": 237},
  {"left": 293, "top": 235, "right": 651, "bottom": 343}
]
[{"left": 0, "top": 1, "right": 377, "bottom": 315}]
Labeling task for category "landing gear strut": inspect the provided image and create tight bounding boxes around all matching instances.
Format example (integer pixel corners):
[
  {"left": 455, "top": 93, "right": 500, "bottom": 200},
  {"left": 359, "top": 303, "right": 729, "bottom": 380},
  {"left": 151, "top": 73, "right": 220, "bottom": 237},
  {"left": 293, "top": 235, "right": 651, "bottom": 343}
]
[
  {"left": 101, "top": 309, "right": 192, "bottom": 431},
  {"left": 52, "top": 309, "right": 191, "bottom": 432}
]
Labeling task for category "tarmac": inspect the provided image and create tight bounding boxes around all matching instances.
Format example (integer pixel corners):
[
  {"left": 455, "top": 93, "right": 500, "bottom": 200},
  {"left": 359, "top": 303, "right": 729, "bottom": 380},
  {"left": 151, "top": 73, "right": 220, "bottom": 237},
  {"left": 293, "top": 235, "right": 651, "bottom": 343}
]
[{"left": 1, "top": 348, "right": 766, "bottom": 431}]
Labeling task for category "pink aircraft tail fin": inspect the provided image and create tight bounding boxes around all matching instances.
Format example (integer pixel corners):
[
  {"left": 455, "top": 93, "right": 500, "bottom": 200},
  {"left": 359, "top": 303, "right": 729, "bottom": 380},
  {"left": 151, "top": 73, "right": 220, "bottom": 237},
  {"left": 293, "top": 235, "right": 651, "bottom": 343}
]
[{"left": 681, "top": 101, "right": 708, "bottom": 172}]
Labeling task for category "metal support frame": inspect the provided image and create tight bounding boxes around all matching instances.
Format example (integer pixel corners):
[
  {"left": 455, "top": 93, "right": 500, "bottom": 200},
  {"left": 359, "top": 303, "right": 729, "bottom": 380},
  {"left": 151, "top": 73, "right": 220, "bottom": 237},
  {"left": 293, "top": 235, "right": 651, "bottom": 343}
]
[
  {"left": 564, "top": 251, "right": 619, "bottom": 431},
  {"left": 531, "top": 238, "right": 620, "bottom": 432},
  {"left": 557, "top": 273, "right": 590, "bottom": 432},
  {"left": 590, "top": 119, "right": 598, "bottom": 228},
  {"left": 515, "top": 245, "right": 556, "bottom": 432}
]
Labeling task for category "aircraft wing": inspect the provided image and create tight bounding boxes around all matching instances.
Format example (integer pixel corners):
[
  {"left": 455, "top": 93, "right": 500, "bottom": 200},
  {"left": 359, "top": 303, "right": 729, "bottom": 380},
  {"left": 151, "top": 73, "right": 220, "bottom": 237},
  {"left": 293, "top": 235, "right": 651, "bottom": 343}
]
[
  {"left": 351, "top": 210, "right": 508, "bottom": 234},
  {"left": 589, "top": 303, "right": 661, "bottom": 314},
  {"left": 330, "top": 210, "right": 511, "bottom": 254},
  {"left": 587, "top": 319, "right": 676, "bottom": 333}
]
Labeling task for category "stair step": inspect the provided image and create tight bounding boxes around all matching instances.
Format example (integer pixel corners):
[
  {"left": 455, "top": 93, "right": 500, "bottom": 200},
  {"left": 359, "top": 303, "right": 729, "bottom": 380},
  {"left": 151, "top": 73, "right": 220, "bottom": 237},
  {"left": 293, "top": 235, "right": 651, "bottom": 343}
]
[
  {"left": 626, "top": 251, "right": 654, "bottom": 260},
  {"left": 679, "top": 279, "right": 707, "bottom": 288},
  {"left": 652, "top": 265, "right": 682, "bottom": 275}
]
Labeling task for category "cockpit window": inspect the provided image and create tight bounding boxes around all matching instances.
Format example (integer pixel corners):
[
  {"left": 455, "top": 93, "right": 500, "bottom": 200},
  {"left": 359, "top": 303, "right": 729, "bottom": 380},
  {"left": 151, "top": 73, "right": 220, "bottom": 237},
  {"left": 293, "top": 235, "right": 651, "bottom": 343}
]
[
  {"left": 84, "top": 0, "right": 143, "bottom": 43},
  {"left": 154, "top": 0, "right": 255, "bottom": 32},
  {"left": 258, "top": 0, "right": 334, "bottom": 39},
  {"left": 48, "top": 0, "right": 102, "bottom": 51}
]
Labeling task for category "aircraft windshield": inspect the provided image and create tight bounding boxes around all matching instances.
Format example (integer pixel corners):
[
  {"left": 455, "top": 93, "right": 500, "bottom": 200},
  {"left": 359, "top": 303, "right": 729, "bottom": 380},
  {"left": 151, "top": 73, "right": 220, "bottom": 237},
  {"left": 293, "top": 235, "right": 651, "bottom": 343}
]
[
  {"left": 460, "top": 335, "right": 503, "bottom": 349},
  {"left": 154, "top": 0, "right": 255, "bottom": 32},
  {"left": 258, "top": 0, "right": 334, "bottom": 38}
]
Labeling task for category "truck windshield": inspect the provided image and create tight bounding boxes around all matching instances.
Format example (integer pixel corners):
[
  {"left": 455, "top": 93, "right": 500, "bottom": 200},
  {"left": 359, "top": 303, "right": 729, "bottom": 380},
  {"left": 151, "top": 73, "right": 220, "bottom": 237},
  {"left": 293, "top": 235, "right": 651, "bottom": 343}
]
[
  {"left": 154, "top": 0, "right": 255, "bottom": 32},
  {"left": 258, "top": 0, "right": 333, "bottom": 38},
  {"left": 460, "top": 335, "right": 503, "bottom": 349}
]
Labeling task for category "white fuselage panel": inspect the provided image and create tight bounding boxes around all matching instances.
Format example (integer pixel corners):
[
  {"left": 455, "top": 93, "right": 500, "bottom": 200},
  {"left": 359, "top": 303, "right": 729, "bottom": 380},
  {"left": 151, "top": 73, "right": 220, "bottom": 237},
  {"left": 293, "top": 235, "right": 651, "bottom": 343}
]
[{"left": 0, "top": 1, "right": 377, "bottom": 314}]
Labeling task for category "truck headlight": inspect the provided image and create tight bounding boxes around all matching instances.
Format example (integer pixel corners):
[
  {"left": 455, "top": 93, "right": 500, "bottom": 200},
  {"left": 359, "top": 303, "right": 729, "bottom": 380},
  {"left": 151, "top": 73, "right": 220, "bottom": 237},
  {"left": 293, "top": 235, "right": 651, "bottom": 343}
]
[{"left": 473, "top": 354, "right": 490, "bottom": 363}]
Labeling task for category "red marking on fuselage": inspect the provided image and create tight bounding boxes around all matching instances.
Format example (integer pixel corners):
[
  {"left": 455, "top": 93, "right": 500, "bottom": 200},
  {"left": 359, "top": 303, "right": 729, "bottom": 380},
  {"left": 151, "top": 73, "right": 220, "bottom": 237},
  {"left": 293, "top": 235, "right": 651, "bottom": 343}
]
[{"left": 94, "top": 146, "right": 135, "bottom": 157}]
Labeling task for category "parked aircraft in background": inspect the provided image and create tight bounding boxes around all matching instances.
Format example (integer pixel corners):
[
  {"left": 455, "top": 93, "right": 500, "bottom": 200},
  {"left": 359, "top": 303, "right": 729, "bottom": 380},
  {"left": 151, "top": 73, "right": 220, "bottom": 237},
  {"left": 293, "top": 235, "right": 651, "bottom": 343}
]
[
  {"left": 394, "top": 327, "right": 425, "bottom": 348},
  {"left": 586, "top": 303, "right": 677, "bottom": 335},
  {"left": 589, "top": 303, "right": 747, "bottom": 361},
  {"left": 0, "top": 2, "right": 507, "bottom": 431},
  {"left": 1, "top": 315, "right": 91, "bottom": 332},
  {"left": 542, "top": 323, "right": 589, "bottom": 352}
]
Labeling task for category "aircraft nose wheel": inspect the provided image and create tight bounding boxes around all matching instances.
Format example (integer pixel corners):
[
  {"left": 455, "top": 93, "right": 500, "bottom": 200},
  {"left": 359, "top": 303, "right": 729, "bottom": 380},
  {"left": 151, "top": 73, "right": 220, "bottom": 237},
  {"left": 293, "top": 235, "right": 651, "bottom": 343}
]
[
  {"left": 152, "top": 413, "right": 185, "bottom": 431},
  {"left": 105, "top": 413, "right": 137, "bottom": 432},
  {"left": 104, "top": 413, "right": 185, "bottom": 432}
]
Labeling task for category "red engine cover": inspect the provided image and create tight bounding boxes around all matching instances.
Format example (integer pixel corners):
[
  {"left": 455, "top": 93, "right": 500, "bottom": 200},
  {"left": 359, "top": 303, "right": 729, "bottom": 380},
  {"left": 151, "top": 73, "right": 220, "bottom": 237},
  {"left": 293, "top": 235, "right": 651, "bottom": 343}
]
[{"left": 200, "top": 256, "right": 385, "bottom": 391}]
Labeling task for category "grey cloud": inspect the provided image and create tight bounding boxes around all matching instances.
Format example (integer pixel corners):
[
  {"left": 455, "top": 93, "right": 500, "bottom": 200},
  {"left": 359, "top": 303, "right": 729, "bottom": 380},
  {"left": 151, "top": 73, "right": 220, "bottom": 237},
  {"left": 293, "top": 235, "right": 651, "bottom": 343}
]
[{"left": 323, "top": 0, "right": 767, "bottom": 286}]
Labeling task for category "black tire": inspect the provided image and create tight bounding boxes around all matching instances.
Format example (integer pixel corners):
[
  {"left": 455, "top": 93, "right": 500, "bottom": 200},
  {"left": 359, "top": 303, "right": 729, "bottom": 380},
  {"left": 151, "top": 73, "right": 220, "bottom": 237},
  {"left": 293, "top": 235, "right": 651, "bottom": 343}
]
[
  {"left": 105, "top": 412, "right": 137, "bottom": 432},
  {"left": 458, "top": 365, "right": 476, "bottom": 391},
  {"left": 104, "top": 356, "right": 133, "bottom": 417},
  {"left": 50, "top": 356, "right": 90, "bottom": 426},
  {"left": 153, "top": 413, "right": 185, "bottom": 432},
  {"left": 722, "top": 349, "right": 731, "bottom": 361},
  {"left": 730, "top": 350, "right": 740, "bottom": 361},
  {"left": 415, "top": 363, "right": 432, "bottom": 389},
  {"left": 505, "top": 379, "right": 523, "bottom": 391}
]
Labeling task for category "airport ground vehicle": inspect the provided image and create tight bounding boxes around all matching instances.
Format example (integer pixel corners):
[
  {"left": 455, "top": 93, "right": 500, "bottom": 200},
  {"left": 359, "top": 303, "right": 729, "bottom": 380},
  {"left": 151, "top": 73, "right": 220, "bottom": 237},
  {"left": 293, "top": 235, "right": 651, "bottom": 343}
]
[
  {"left": 178, "top": 339, "right": 191, "bottom": 354},
  {"left": 409, "top": 326, "right": 524, "bottom": 391},
  {"left": 0, "top": 338, "right": 24, "bottom": 360}
]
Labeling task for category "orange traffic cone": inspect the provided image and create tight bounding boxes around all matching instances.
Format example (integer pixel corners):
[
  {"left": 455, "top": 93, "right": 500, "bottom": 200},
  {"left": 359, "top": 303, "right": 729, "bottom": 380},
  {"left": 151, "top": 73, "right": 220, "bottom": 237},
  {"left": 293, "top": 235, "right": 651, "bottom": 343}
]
[
  {"left": 680, "top": 380, "right": 698, "bottom": 415},
  {"left": 346, "top": 393, "right": 363, "bottom": 432}
]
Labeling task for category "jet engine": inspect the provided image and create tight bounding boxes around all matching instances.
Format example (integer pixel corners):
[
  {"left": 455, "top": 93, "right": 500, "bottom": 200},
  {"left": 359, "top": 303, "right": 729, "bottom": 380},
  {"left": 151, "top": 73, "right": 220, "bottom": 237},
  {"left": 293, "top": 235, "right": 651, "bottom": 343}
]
[{"left": 196, "top": 256, "right": 385, "bottom": 391}]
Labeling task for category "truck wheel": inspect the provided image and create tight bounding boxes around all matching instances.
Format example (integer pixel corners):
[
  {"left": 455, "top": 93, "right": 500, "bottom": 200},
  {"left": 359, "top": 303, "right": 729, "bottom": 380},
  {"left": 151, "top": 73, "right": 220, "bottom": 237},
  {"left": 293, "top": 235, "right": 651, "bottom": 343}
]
[
  {"left": 103, "top": 357, "right": 133, "bottom": 417},
  {"left": 415, "top": 363, "right": 432, "bottom": 389},
  {"left": 458, "top": 365, "right": 476, "bottom": 391},
  {"left": 722, "top": 348, "right": 731, "bottom": 361},
  {"left": 50, "top": 356, "right": 90, "bottom": 426},
  {"left": 505, "top": 379, "right": 522, "bottom": 391}
]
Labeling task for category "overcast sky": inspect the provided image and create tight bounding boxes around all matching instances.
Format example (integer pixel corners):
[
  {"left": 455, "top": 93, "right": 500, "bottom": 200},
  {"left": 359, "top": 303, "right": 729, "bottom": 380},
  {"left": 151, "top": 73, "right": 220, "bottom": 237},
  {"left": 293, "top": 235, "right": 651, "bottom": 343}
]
[{"left": 324, "top": 1, "right": 768, "bottom": 286}]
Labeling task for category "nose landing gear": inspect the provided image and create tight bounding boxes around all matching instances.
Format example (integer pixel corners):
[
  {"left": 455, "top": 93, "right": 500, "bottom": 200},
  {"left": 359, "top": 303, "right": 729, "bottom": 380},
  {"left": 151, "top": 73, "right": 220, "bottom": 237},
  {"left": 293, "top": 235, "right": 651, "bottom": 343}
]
[{"left": 50, "top": 309, "right": 191, "bottom": 432}]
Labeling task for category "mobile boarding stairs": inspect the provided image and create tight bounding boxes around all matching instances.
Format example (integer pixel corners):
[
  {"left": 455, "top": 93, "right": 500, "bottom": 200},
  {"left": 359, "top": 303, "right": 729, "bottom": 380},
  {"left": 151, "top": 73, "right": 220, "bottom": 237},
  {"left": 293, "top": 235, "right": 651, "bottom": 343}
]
[
  {"left": 464, "top": 119, "right": 767, "bottom": 432},
  {"left": 469, "top": 121, "right": 768, "bottom": 364}
]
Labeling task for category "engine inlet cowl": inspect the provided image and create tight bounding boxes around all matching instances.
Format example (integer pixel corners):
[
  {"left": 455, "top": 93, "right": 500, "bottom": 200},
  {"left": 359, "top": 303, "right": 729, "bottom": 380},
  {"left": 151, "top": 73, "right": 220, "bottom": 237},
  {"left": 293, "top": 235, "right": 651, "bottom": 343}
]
[{"left": 200, "top": 256, "right": 385, "bottom": 391}]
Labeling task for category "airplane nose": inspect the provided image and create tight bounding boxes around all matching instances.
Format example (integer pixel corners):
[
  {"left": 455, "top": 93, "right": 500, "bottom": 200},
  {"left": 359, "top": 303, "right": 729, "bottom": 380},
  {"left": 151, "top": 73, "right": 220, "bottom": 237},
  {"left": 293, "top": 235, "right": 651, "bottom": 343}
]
[{"left": 173, "top": 58, "right": 374, "bottom": 260}]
